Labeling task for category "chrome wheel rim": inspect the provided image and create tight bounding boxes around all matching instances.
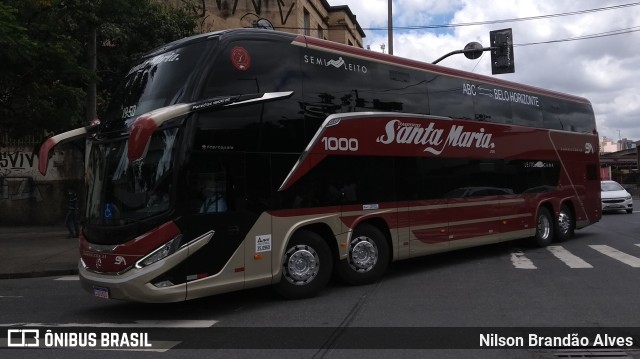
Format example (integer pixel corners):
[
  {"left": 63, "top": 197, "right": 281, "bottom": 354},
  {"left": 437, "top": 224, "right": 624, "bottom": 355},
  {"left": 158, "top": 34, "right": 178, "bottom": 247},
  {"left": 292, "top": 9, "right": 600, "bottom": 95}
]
[
  {"left": 284, "top": 245, "right": 319, "bottom": 285},
  {"left": 558, "top": 211, "right": 571, "bottom": 236},
  {"left": 537, "top": 213, "right": 551, "bottom": 240},
  {"left": 348, "top": 236, "right": 378, "bottom": 272}
]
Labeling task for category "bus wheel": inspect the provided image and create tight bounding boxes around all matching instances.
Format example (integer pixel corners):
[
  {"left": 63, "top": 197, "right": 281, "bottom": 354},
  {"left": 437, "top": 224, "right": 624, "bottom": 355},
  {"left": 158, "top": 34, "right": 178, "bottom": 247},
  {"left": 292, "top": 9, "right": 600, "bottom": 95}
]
[
  {"left": 533, "top": 207, "right": 554, "bottom": 247},
  {"left": 337, "top": 224, "right": 389, "bottom": 285},
  {"left": 555, "top": 204, "right": 574, "bottom": 242},
  {"left": 274, "top": 230, "right": 332, "bottom": 299}
]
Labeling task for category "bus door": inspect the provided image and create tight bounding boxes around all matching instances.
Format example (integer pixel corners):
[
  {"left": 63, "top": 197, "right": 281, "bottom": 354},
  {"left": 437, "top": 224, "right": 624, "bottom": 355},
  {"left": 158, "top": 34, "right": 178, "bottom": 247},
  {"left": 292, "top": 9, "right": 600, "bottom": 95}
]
[{"left": 181, "top": 152, "right": 263, "bottom": 296}]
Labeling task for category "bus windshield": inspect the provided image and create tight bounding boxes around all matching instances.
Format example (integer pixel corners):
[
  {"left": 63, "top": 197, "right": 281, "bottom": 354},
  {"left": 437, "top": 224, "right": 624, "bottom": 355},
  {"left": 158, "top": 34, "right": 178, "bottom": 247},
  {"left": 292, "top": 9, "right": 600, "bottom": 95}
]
[
  {"left": 85, "top": 128, "right": 179, "bottom": 225},
  {"left": 103, "top": 38, "right": 213, "bottom": 123}
]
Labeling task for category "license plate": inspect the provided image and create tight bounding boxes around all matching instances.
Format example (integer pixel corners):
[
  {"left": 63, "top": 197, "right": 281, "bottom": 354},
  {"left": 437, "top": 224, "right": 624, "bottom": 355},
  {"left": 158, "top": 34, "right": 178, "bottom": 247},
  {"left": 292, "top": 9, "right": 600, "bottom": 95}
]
[{"left": 93, "top": 286, "right": 110, "bottom": 299}]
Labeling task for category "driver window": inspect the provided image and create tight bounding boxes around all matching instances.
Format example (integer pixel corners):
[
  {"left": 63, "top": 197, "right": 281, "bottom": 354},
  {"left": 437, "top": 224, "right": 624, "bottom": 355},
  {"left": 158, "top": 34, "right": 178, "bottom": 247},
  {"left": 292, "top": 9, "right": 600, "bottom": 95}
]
[
  {"left": 197, "top": 172, "right": 227, "bottom": 213},
  {"left": 187, "top": 153, "right": 229, "bottom": 214}
]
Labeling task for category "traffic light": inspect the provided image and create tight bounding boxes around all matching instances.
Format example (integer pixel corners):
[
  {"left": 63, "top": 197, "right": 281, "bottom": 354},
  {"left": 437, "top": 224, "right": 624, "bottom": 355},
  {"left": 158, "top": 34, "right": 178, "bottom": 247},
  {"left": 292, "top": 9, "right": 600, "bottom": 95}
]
[{"left": 490, "top": 28, "right": 514, "bottom": 74}]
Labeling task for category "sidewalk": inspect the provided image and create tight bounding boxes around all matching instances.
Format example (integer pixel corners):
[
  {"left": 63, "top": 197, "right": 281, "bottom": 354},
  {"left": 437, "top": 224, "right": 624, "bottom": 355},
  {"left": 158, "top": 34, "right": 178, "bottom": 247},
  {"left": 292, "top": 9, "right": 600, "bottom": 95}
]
[{"left": 0, "top": 226, "right": 79, "bottom": 279}]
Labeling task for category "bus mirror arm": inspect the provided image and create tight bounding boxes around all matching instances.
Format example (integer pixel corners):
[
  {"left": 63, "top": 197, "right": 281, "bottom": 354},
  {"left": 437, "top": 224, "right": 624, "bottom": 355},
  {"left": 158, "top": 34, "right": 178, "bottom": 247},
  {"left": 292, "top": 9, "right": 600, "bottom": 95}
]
[{"left": 38, "top": 123, "right": 101, "bottom": 175}]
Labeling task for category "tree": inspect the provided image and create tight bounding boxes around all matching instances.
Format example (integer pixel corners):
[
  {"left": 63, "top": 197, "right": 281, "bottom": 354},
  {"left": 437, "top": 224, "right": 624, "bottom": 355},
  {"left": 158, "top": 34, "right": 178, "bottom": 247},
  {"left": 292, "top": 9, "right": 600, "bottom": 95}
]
[
  {"left": 0, "top": 1, "right": 86, "bottom": 137},
  {"left": 0, "top": 0, "right": 198, "bottom": 137},
  {"left": 92, "top": 0, "right": 199, "bottom": 118}
]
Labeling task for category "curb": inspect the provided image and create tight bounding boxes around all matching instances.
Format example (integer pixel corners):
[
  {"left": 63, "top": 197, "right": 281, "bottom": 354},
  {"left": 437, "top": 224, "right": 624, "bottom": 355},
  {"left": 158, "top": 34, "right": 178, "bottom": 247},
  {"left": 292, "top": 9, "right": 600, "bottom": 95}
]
[{"left": 0, "top": 269, "right": 79, "bottom": 280}]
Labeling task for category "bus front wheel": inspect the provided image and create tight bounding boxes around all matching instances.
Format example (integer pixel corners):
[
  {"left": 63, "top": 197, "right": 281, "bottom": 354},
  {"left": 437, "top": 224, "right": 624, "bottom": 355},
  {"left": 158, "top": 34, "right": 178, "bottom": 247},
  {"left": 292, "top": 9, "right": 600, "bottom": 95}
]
[
  {"left": 274, "top": 230, "right": 333, "bottom": 299},
  {"left": 336, "top": 224, "right": 389, "bottom": 285},
  {"left": 533, "top": 207, "right": 554, "bottom": 247}
]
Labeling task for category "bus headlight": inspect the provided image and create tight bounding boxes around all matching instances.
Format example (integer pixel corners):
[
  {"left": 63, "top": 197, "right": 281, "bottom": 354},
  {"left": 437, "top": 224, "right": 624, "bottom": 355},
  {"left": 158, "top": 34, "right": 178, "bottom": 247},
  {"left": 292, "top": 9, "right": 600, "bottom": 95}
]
[{"left": 135, "top": 234, "right": 183, "bottom": 268}]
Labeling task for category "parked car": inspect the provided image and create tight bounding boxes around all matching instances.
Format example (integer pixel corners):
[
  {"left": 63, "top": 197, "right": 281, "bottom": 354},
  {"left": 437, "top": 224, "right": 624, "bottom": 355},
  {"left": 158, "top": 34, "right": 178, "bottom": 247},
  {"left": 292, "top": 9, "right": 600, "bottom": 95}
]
[{"left": 601, "top": 180, "right": 633, "bottom": 214}]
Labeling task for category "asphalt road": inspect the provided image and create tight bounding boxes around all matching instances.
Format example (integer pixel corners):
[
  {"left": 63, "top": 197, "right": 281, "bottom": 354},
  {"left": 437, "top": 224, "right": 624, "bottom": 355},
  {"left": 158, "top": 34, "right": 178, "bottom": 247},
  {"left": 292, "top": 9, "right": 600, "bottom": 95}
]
[{"left": 1, "top": 211, "right": 640, "bottom": 358}]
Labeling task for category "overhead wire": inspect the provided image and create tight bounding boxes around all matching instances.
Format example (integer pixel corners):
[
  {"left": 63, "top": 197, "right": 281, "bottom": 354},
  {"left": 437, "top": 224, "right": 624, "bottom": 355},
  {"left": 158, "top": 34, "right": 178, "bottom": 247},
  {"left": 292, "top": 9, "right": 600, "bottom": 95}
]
[
  {"left": 515, "top": 25, "right": 640, "bottom": 46},
  {"left": 286, "top": 2, "right": 640, "bottom": 46},
  {"left": 361, "top": 2, "right": 640, "bottom": 31}
]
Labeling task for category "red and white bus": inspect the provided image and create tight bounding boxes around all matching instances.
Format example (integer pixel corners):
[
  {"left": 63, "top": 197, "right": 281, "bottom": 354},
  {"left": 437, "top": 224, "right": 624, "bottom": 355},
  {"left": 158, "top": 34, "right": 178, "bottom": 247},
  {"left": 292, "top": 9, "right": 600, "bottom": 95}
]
[{"left": 39, "top": 29, "right": 600, "bottom": 302}]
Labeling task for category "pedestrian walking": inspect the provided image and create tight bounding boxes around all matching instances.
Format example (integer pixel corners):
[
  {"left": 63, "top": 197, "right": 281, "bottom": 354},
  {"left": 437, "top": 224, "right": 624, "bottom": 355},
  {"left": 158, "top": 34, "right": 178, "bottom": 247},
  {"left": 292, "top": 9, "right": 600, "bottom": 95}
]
[{"left": 65, "top": 189, "right": 79, "bottom": 238}]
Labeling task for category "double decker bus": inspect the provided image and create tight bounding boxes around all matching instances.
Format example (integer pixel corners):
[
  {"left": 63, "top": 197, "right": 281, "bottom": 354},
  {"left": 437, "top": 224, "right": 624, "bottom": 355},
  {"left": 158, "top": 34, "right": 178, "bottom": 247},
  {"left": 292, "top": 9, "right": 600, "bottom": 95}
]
[{"left": 39, "top": 29, "right": 600, "bottom": 302}]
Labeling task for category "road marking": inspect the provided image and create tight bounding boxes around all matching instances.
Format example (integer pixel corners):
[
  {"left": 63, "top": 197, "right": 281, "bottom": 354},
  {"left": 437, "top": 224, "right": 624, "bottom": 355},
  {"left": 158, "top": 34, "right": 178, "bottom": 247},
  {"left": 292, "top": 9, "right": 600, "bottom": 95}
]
[
  {"left": 546, "top": 246, "right": 593, "bottom": 268},
  {"left": 510, "top": 250, "right": 536, "bottom": 269},
  {"left": 0, "top": 320, "right": 218, "bottom": 328},
  {"left": 54, "top": 276, "right": 79, "bottom": 281},
  {"left": 589, "top": 245, "right": 640, "bottom": 268}
]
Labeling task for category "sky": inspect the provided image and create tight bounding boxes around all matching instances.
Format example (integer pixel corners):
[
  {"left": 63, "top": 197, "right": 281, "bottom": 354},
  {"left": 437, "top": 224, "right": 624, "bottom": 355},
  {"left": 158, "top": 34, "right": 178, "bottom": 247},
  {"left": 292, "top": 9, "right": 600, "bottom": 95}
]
[{"left": 327, "top": 0, "right": 640, "bottom": 142}]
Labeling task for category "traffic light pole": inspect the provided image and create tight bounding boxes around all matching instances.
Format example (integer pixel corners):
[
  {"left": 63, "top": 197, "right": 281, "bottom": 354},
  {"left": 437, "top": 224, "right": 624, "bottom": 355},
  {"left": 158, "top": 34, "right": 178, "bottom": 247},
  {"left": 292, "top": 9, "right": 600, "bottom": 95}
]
[
  {"left": 431, "top": 46, "right": 497, "bottom": 65},
  {"left": 431, "top": 28, "right": 514, "bottom": 75}
]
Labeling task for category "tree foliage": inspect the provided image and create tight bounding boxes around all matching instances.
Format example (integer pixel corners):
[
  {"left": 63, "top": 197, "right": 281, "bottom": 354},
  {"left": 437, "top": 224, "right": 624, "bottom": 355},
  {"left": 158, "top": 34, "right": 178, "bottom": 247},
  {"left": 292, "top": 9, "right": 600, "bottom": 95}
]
[{"left": 0, "top": 0, "right": 198, "bottom": 137}]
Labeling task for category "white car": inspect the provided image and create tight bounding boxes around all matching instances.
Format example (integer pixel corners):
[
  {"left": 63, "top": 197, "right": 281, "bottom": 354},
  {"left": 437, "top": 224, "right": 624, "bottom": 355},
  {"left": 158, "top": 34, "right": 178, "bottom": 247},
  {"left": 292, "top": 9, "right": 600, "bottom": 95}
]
[{"left": 601, "top": 180, "right": 633, "bottom": 214}]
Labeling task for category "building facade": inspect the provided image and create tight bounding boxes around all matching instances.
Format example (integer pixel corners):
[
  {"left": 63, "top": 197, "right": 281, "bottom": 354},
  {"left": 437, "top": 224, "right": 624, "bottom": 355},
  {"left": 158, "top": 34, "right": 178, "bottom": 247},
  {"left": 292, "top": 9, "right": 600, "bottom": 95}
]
[
  {"left": 600, "top": 136, "right": 637, "bottom": 154},
  {"left": 169, "top": 0, "right": 365, "bottom": 47}
]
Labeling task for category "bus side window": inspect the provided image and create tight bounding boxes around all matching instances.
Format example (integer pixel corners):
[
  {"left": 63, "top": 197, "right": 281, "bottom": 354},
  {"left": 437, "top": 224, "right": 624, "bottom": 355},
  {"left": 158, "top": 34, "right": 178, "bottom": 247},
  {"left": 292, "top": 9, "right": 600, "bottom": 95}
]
[
  {"left": 512, "top": 100, "right": 542, "bottom": 128},
  {"left": 541, "top": 98, "right": 565, "bottom": 130},
  {"left": 565, "top": 101, "right": 596, "bottom": 133},
  {"left": 427, "top": 75, "right": 474, "bottom": 120}
]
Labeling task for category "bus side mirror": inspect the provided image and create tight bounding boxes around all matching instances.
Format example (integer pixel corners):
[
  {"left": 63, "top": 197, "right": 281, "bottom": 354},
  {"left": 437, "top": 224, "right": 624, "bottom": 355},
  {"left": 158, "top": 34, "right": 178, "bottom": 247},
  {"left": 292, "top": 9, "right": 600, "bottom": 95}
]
[
  {"left": 38, "top": 127, "right": 93, "bottom": 175},
  {"left": 490, "top": 28, "right": 514, "bottom": 75}
]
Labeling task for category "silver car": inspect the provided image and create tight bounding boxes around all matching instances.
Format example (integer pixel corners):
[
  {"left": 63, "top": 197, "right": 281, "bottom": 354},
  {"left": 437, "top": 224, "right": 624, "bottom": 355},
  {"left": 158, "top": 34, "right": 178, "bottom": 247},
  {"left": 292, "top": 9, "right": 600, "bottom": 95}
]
[{"left": 601, "top": 180, "right": 633, "bottom": 214}]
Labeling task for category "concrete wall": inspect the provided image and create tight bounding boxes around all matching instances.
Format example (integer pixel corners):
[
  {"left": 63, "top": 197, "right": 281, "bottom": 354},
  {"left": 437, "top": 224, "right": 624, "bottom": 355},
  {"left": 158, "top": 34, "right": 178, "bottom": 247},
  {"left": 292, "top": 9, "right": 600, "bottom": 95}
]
[{"left": 0, "top": 143, "right": 84, "bottom": 225}]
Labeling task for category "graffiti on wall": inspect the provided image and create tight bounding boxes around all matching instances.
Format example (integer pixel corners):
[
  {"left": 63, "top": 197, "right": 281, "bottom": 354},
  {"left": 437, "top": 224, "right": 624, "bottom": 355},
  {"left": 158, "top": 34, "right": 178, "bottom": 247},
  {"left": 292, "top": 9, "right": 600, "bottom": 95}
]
[
  {"left": 0, "top": 177, "right": 42, "bottom": 202},
  {"left": 0, "top": 150, "right": 37, "bottom": 177},
  {"left": 191, "top": 0, "right": 296, "bottom": 25}
]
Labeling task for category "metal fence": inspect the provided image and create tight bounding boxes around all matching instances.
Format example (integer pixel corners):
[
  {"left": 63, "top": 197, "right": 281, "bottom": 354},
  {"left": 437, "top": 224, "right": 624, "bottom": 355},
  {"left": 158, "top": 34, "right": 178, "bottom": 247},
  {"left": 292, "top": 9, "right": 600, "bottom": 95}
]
[{"left": 0, "top": 131, "right": 44, "bottom": 147}]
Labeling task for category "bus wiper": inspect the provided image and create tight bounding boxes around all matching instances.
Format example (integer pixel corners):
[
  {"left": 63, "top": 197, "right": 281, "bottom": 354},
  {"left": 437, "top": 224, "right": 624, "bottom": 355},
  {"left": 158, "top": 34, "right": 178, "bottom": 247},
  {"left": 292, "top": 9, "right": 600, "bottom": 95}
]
[
  {"left": 190, "top": 91, "right": 293, "bottom": 112},
  {"left": 119, "top": 217, "right": 143, "bottom": 224}
]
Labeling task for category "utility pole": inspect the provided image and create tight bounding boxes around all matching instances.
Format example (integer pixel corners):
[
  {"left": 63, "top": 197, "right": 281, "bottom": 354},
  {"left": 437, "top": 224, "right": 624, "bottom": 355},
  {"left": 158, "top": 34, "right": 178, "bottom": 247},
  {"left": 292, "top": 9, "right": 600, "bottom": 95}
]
[
  {"left": 86, "top": 26, "right": 97, "bottom": 123},
  {"left": 388, "top": 0, "right": 393, "bottom": 55}
]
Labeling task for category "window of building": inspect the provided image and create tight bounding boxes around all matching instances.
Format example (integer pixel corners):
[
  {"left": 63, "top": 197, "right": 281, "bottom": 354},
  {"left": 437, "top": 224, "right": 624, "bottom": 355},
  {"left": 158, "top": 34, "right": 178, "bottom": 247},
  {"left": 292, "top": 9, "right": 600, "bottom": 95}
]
[
  {"left": 317, "top": 25, "right": 324, "bottom": 39},
  {"left": 304, "top": 10, "right": 310, "bottom": 36}
]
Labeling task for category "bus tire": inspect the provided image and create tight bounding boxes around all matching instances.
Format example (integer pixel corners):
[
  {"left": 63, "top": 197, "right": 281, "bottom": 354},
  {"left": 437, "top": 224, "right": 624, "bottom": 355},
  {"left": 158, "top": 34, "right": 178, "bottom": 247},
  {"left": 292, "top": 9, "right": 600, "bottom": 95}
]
[
  {"left": 274, "top": 230, "right": 332, "bottom": 299},
  {"left": 533, "top": 207, "right": 554, "bottom": 247},
  {"left": 336, "top": 224, "right": 389, "bottom": 285},
  {"left": 555, "top": 204, "right": 574, "bottom": 242}
]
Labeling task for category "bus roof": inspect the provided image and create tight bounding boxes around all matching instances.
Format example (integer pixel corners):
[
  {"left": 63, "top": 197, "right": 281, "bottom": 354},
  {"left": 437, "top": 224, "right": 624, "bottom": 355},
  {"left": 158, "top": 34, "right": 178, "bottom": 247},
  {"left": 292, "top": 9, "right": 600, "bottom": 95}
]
[
  {"left": 144, "top": 29, "right": 589, "bottom": 105},
  {"left": 295, "top": 34, "right": 591, "bottom": 105}
]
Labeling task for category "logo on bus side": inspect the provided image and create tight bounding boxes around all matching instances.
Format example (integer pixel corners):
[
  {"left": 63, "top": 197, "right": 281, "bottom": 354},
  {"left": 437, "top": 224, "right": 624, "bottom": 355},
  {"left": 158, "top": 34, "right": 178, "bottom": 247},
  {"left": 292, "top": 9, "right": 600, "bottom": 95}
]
[
  {"left": 231, "top": 47, "right": 251, "bottom": 71},
  {"left": 585, "top": 143, "right": 594, "bottom": 154},
  {"left": 376, "top": 119, "right": 495, "bottom": 155},
  {"left": 303, "top": 54, "right": 368, "bottom": 74}
]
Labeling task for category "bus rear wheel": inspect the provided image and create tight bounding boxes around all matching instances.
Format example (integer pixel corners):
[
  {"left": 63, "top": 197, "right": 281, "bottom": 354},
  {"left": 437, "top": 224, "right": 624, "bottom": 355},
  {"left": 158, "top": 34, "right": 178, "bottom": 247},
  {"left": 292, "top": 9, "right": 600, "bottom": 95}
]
[
  {"left": 555, "top": 204, "right": 574, "bottom": 242},
  {"left": 533, "top": 207, "right": 554, "bottom": 247},
  {"left": 274, "top": 230, "right": 332, "bottom": 299},
  {"left": 336, "top": 224, "right": 389, "bottom": 285}
]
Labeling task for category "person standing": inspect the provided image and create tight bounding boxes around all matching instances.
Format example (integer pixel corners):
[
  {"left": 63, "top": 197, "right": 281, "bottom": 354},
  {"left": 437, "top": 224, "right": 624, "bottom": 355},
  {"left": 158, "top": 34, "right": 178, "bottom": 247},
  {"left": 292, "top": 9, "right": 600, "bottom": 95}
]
[{"left": 65, "top": 189, "right": 79, "bottom": 238}]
